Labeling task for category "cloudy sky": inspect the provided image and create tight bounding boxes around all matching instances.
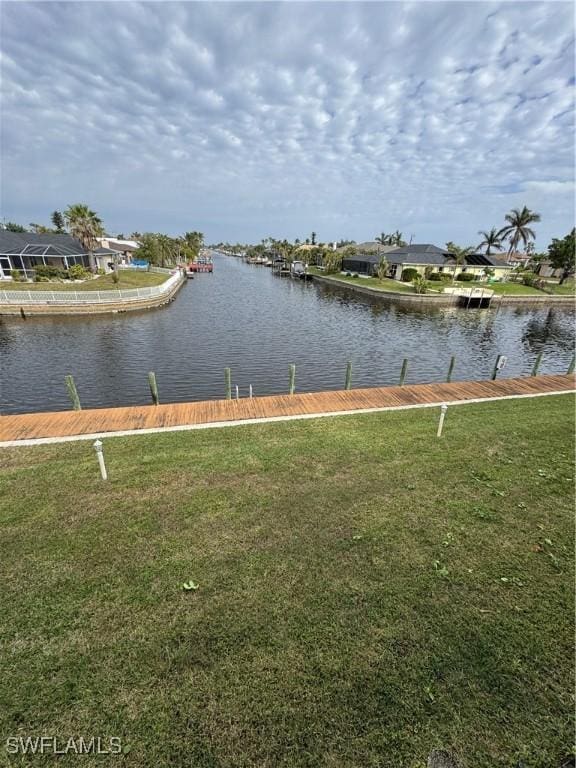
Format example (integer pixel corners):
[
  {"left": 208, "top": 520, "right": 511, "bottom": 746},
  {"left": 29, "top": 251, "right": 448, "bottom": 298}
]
[{"left": 1, "top": 1, "right": 574, "bottom": 247}]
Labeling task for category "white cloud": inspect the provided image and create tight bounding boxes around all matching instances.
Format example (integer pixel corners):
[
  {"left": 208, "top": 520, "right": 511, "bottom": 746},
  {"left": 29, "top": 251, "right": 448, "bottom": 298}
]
[{"left": 0, "top": 1, "right": 574, "bottom": 244}]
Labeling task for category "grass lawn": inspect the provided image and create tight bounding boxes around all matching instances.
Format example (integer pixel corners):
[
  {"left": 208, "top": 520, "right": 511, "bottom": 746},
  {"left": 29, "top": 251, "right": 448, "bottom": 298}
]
[
  {"left": 310, "top": 269, "right": 417, "bottom": 293},
  {"left": 462, "top": 280, "right": 576, "bottom": 296},
  {"left": 0, "top": 396, "right": 574, "bottom": 767},
  {"left": 1, "top": 270, "right": 169, "bottom": 291},
  {"left": 543, "top": 280, "right": 576, "bottom": 296}
]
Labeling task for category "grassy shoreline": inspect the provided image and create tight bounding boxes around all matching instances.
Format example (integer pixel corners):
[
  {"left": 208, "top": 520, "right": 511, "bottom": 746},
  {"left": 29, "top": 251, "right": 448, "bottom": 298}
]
[
  {"left": 310, "top": 268, "right": 575, "bottom": 297},
  {"left": 0, "top": 269, "right": 170, "bottom": 291},
  {"left": 1, "top": 395, "right": 573, "bottom": 766}
]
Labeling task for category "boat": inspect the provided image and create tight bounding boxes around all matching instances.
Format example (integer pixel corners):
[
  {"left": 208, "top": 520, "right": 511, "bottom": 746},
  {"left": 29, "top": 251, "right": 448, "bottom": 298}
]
[
  {"left": 290, "top": 260, "right": 312, "bottom": 280},
  {"left": 188, "top": 256, "right": 213, "bottom": 273}
]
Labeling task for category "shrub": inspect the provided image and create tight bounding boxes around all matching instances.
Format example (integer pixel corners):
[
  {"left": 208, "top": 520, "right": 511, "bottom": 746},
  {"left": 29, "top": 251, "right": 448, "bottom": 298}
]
[
  {"left": 521, "top": 271, "right": 539, "bottom": 287},
  {"left": 34, "top": 265, "right": 67, "bottom": 280},
  {"left": 401, "top": 267, "right": 419, "bottom": 282},
  {"left": 10, "top": 269, "right": 21, "bottom": 281},
  {"left": 428, "top": 272, "right": 443, "bottom": 281},
  {"left": 345, "top": 272, "right": 352, "bottom": 277},
  {"left": 67, "top": 264, "right": 90, "bottom": 280},
  {"left": 352, "top": 273, "right": 359, "bottom": 278},
  {"left": 96, "top": 267, "right": 106, "bottom": 276},
  {"left": 456, "top": 272, "right": 475, "bottom": 282},
  {"left": 412, "top": 275, "right": 427, "bottom": 294}
]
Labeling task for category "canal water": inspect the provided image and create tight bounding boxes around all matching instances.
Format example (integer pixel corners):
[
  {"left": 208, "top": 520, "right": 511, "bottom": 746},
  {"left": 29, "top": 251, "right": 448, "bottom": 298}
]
[{"left": 1, "top": 254, "right": 574, "bottom": 414}]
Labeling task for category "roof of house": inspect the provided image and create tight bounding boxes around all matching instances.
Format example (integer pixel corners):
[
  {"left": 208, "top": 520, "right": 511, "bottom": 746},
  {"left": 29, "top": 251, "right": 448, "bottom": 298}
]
[
  {"left": 343, "top": 244, "right": 453, "bottom": 267},
  {"left": 0, "top": 231, "right": 119, "bottom": 257},
  {"left": 466, "top": 252, "right": 512, "bottom": 268},
  {"left": 337, "top": 241, "right": 397, "bottom": 254}
]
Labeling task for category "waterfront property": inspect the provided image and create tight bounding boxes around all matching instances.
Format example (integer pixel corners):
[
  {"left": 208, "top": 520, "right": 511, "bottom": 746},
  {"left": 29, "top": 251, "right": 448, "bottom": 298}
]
[
  {"left": 0, "top": 231, "right": 120, "bottom": 280},
  {"left": 342, "top": 243, "right": 515, "bottom": 281},
  {"left": 0, "top": 395, "right": 573, "bottom": 766}
]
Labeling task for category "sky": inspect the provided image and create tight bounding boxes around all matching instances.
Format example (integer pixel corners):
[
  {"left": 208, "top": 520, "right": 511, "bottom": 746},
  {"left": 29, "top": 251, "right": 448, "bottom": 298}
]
[{"left": 1, "top": 1, "right": 574, "bottom": 248}]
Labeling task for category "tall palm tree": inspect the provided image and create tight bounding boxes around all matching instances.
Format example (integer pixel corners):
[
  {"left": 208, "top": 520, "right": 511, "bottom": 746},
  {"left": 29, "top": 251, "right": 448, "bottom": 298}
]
[
  {"left": 375, "top": 232, "right": 389, "bottom": 245},
  {"left": 64, "top": 204, "right": 104, "bottom": 271},
  {"left": 498, "top": 206, "right": 541, "bottom": 255},
  {"left": 477, "top": 227, "right": 503, "bottom": 255}
]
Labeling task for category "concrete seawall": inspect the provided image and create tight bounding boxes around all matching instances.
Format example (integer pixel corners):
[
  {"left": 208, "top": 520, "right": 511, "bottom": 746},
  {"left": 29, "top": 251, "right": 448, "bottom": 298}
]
[
  {"left": 0, "top": 272, "right": 186, "bottom": 316},
  {"left": 311, "top": 274, "right": 460, "bottom": 305},
  {"left": 312, "top": 274, "right": 575, "bottom": 308}
]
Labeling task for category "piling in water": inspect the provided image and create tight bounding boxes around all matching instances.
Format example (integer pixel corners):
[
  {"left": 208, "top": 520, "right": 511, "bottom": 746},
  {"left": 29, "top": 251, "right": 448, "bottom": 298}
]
[
  {"left": 289, "top": 364, "right": 296, "bottom": 395},
  {"left": 225, "top": 368, "right": 232, "bottom": 400},
  {"left": 148, "top": 371, "right": 159, "bottom": 405},
  {"left": 491, "top": 355, "right": 503, "bottom": 380},
  {"left": 65, "top": 375, "right": 81, "bottom": 411},
  {"left": 399, "top": 358, "right": 408, "bottom": 386},
  {"left": 345, "top": 361, "right": 352, "bottom": 390},
  {"left": 568, "top": 355, "right": 575, "bottom": 375},
  {"left": 446, "top": 355, "right": 456, "bottom": 383},
  {"left": 531, "top": 351, "right": 543, "bottom": 377}
]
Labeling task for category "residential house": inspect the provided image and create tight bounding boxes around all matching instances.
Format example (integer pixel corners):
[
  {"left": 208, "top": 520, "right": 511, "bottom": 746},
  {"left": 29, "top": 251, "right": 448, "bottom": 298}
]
[
  {"left": 0, "top": 231, "right": 120, "bottom": 280},
  {"left": 341, "top": 243, "right": 514, "bottom": 281},
  {"left": 97, "top": 237, "right": 140, "bottom": 265}
]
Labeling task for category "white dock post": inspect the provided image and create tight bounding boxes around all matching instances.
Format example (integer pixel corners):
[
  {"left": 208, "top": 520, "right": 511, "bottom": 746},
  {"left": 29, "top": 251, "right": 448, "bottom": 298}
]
[
  {"left": 249, "top": 385, "right": 253, "bottom": 398},
  {"left": 437, "top": 404, "right": 448, "bottom": 438},
  {"left": 93, "top": 439, "right": 108, "bottom": 480},
  {"left": 235, "top": 384, "right": 239, "bottom": 400}
]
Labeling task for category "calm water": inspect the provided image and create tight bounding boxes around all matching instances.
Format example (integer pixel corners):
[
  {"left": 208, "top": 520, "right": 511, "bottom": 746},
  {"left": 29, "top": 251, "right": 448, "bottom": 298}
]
[{"left": 1, "top": 254, "right": 574, "bottom": 415}]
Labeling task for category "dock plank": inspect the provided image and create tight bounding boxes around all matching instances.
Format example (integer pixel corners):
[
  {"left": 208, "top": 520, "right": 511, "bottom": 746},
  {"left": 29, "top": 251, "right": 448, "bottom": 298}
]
[{"left": 1, "top": 375, "right": 573, "bottom": 444}]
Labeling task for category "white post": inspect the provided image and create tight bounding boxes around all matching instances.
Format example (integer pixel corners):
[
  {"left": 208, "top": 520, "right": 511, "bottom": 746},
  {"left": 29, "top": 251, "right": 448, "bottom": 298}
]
[
  {"left": 93, "top": 439, "right": 108, "bottom": 480},
  {"left": 437, "top": 404, "right": 448, "bottom": 438},
  {"left": 235, "top": 384, "right": 239, "bottom": 400},
  {"left": 249, "top": 384, "right": 253, "bottom": 398}
]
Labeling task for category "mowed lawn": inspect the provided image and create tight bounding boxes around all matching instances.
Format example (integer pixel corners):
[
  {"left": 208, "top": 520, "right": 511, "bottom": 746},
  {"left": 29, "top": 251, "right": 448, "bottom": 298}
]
[
  {"left": 0, "top": 396, "right": 574, "bottom": 767},
  {"left": 2, "top": 269, "right": 169, "bottom": 291}
]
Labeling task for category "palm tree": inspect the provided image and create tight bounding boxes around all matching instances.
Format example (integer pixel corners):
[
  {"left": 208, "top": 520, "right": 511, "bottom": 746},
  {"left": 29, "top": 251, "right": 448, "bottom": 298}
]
[
  {"left": 375, "top": 232, "right": 389, "bottom": 245},
  {"left": 64, "top": 204, "right": 104, "bottom": 271},
  {"left": 477, "top": 227, "right": 503, "bottom": 255},
  {"left": 445, "top": 242, "right": 475, "bottom": 279},
  {"left": 498, "top": 206, "right": 541, "bottom": 255},
  {"left": 310, "top": 232, "right": 317, "bottom": 246}
]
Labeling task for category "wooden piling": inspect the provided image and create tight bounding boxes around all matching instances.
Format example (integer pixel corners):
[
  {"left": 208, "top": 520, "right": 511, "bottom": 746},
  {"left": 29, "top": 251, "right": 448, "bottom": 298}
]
[
  {"left": 65, "top": 375, "right": 81, "bottom": 411},
  {"left": 446, "top": 355, "right": 456, "bottom": 383},
  {"left": 345, "top": 361, "right": 352, "bottom": 390},
  {"left": 225, "top": 368, "right": 232, "bottom": 400},
  {"left": 399, "top": 358, "right": 408, "bottom": 386},
  {"left": 531, "top": 351, "right": 543, "bottom": 377},
  {"left": 289, "top": 364, "right": 296, "bottom": 395},
  {"left": 491, "top": 355, "right": 503, "bottom": 380},
  {"left": 568, "top": 355, "right": 575, "bottom": 375},
  {"left": 148, "top": 372, "right": 159, "bottom": 405}
]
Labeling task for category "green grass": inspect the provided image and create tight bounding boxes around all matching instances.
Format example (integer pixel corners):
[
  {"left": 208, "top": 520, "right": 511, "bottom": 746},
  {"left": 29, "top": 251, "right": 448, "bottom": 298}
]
[
  {"left": 543, "top": 280, "right": 576, "bottom": 296},
  {"left": 310, "top": 269, "right": 417, "bottom": 293},
  {"left": 0, "top": 396, "right": 574, "bottom": 767},
  {"left": 311, "top": 270, "right": 575, "bottom": 298},
  {"left": 2, "top": 270, "right": 169, "bottom": 291},
  {"left": 464, "top": 279, "right": 575, "bottom": 296}
]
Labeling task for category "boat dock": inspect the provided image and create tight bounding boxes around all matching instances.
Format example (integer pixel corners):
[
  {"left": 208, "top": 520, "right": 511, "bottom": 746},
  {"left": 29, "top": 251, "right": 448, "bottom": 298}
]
[{"left": 1, "top": 374, "right": 573, "bottom": 446}]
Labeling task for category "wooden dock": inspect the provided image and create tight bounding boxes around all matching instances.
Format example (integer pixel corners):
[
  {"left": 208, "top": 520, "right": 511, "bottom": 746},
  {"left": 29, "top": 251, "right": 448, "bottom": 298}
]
[{"left": 1, "top": 375, "right": 573, "bottom": 445}]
